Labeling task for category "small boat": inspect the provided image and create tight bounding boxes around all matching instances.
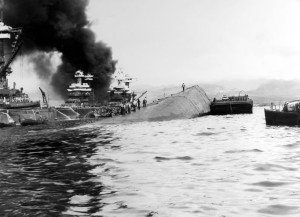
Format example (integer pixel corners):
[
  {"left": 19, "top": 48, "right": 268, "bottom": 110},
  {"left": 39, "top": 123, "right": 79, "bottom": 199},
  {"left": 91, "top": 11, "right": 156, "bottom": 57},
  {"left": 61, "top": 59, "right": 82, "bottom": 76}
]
[
  {"left": 210, "top": 91, "right": 253, "bottom": 115},
  {"left": 19, "top": 110, "right": 48, "bottom": 126},
  {"left": 0, "top": 111, "right": 15, "bottom": 127},
  {"left": 264, "top": 101, "right": 300, "bottom": 126}
]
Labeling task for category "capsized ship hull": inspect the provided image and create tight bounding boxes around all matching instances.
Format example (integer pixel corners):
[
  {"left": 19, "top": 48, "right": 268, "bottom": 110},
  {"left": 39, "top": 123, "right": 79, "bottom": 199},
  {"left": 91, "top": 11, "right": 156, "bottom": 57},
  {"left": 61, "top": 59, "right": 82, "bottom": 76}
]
[{"left": 101, "top": 85, "right": 211, "bottom": 123}]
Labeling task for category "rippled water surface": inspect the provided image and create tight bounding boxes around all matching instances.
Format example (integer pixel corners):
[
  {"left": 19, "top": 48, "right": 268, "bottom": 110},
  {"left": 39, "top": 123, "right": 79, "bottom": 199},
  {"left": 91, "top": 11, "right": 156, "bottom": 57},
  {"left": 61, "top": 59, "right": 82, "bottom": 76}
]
[{"left": 1, "top": 107, "right": 300, "bottom": 216}]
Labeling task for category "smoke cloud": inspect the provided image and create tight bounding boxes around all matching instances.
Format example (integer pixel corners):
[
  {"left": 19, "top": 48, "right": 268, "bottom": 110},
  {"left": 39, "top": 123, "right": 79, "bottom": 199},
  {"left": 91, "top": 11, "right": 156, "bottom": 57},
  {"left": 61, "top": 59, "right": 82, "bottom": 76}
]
[
  {"left": 30, "top": 52, "right": 57, "bottom": 80},
  {"left": 4, "top": 0, "right": 116, "bottom": 100}
]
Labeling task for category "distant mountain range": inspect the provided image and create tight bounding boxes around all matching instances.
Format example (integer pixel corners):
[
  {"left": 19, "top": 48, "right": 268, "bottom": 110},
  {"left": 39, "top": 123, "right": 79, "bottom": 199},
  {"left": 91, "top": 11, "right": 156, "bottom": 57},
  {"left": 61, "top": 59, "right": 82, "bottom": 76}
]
[
  {"left": 134, "top": 79, "right": 300, "bottom": 106},
  {"left": 34, "top": 78, "right": 300, "bottom": 106},
  {"left": 248, "top": 79, "right": 300, "bottom": 105}
]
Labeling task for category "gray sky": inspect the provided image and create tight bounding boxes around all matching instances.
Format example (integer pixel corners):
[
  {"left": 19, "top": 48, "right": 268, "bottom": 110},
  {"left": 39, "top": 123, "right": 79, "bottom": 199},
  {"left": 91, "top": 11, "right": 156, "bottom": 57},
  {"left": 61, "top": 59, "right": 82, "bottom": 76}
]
[
  {"left": 8, "top": 0, "right": 300, "bottom": 101},
  {"left": 88, "top": 0, "right": 300, "bottom": 85}
]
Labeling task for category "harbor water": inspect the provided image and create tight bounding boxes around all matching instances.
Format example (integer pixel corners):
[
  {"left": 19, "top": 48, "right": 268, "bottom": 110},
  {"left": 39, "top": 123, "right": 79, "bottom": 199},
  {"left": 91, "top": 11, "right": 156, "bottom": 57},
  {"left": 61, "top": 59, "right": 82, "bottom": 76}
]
[{"left": 1, "top": 107, "right": 300, "bottom": 216}]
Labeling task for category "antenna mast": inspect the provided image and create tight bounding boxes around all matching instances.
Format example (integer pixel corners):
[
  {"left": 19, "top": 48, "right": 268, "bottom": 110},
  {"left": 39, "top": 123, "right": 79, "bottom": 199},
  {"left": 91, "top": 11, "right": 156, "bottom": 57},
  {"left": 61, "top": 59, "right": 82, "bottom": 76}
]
[
  {"left": 0, "top": 0, "right": 6, "bottom": 74},
  {"left": 0, "top": 0, "right": 3, "bottom": 23},
  {"left": 0, "top": 0, "right": 22, "bottom": 83}
]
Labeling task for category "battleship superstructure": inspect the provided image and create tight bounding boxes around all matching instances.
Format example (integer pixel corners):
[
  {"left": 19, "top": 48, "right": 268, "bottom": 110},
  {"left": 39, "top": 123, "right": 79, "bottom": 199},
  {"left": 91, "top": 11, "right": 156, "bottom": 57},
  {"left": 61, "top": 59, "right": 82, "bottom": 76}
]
[
  {"left": 0, "top": 11, "right": 39, "bottom": 110},
  {"left": 59, "top": 68, "right": 139, "bottom": 118},
  {"left": 0, "top": 6, "right": 43, "bottom": 127},
  {"left": 107, "top": 69, "right": 136, "bottom": 105},
  {"left": 65, "top": 70, "right": 94, "bottom": 107},
  {"left": 54, "top": 70, "right": 95, "bottom": 120}
]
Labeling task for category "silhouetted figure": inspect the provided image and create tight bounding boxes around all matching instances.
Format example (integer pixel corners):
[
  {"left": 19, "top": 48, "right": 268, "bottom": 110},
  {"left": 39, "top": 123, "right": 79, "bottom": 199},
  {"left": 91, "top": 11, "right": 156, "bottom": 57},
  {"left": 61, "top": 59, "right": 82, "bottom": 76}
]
[
  {"left": 137, "top": 99, "right": 141, "bottom": 110},
  {"left": 143, "top": 98, "right": 147, "bottom": 107},
  {"left": 126, "top": 103, "right": 131, "bottom": 114},
  {"left": 270, "top": 102, "right": 274, "bottom": 110},
  {"left": 120, "top": 103, "right": 126, "bottom": 115},
  {"left": 132, "top": 101, "right": 137, "bottom": 112},
  {"left": 182, "top": 83, "right": 185, "bottom": 92}
]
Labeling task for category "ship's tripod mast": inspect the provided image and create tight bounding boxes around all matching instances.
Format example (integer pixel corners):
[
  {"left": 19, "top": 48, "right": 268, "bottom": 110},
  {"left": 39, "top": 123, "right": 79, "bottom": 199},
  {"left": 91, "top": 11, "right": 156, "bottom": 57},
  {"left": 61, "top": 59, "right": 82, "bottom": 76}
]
[{"left": 0, "top": 0, "right": 22, "bottom": 83}]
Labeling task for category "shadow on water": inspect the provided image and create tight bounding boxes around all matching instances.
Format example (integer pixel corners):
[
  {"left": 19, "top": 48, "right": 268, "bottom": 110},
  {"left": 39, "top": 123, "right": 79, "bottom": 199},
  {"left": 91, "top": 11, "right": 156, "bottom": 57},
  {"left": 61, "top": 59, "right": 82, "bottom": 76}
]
[{"left": 0, "top": 126, "right": 108, "bottom": 216}]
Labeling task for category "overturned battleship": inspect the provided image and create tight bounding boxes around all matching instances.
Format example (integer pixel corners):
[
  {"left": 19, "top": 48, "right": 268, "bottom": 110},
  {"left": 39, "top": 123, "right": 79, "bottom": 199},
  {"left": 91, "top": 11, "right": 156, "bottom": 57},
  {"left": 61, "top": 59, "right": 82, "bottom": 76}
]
[
  {"left": 100, "top": 85, "right": 211, "bottom": 123},
  {"left": 57, "top": 70, "right": 213, "bottom": 123}
]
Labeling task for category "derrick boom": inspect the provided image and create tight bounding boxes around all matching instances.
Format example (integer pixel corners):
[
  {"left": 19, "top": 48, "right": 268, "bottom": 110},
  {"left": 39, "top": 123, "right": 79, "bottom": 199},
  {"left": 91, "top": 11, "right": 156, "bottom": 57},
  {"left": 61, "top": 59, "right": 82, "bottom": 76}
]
[{"left": 39, "top": 87, "right": 48, "bottom": 108}]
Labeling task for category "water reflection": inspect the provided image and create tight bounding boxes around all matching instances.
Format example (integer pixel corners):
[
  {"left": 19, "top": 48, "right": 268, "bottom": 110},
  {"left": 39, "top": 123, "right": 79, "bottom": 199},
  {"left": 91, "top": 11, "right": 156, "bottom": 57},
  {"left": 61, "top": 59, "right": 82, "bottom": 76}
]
[
  {"left": 2, "top": 108, "right": 300, "bottom": 216},
  {"left": 0, "top": 126, "right": 109, "bottom": 216}
]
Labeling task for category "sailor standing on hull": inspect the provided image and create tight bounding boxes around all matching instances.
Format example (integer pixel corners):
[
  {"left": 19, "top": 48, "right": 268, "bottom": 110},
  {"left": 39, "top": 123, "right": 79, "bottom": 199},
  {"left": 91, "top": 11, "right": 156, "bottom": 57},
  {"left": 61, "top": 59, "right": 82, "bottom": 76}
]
[
  {"left": 137, "top": 99, "right": 141, "bottom": 110},
  {"left": 143, "top": 98, "right": 147, "bottom": 107}
]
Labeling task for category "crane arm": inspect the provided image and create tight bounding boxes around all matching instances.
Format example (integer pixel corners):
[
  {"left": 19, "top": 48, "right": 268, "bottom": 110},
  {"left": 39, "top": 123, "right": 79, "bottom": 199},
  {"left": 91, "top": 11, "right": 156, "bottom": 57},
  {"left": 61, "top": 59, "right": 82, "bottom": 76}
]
[
  {"left": 39, "top": 87, "right": 48, "bottom": 108},
  {"left": 137, "top": 91, "right": 147, "bottom": 99}
]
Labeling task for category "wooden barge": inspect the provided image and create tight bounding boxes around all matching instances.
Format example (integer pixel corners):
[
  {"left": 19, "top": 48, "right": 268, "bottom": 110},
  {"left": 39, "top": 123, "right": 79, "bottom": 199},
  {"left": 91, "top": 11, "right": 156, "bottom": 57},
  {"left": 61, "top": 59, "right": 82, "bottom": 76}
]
[{"left": 210, "top": 94, "right": 253, "bottom": 115}]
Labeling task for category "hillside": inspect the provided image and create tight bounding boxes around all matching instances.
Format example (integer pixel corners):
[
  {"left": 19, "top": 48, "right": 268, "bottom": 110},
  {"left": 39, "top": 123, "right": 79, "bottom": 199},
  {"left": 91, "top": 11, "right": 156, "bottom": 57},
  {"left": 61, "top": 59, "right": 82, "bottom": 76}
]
[
  {"left": 248, "top": 79, "right": 300, "bottom": 105},
  {"left": 134, "top": 79, "right": 300, "bottom": 106}
]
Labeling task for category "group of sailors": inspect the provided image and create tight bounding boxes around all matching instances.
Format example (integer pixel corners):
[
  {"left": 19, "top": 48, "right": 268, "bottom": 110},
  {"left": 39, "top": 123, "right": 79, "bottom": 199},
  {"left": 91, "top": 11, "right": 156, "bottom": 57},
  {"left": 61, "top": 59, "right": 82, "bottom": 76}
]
[
  {"left": 212, "top": 95, "right": 249, "bottom": 102},
  {"left": 0, "top": 96, "right": 30, "bottom": 104},
  {"left": 282, "top": 101, "right": 300, "bottom": 112},
  {"left": 120, "top": 97, "right": 147, "bottom": 115}
]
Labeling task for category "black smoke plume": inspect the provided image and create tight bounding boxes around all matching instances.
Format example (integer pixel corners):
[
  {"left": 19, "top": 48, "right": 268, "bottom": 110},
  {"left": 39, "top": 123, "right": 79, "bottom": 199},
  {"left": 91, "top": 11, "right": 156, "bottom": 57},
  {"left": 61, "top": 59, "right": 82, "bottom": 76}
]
[
  {"left": 30, "top": 52, "right": 55, "bottom": 80},
  {"left": 4, "top": 0, "right": 116, "bottom": 100}
]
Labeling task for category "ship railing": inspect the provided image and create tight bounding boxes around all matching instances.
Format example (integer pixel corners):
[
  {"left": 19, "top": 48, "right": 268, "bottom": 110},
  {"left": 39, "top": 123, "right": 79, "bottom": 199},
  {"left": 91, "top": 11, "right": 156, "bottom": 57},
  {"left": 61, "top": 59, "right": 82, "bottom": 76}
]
[
  {"left": 212, "top": 90, "right": 250, "bottom": 102},
  {"left": 270, "top": 102, "right": 283, "bottom": 111}
]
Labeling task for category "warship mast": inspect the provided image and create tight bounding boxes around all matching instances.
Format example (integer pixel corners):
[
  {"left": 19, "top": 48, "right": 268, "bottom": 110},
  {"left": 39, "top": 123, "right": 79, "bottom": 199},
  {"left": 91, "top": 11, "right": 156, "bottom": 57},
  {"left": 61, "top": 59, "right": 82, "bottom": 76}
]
[{"left": 0, "top": 0, "right": 22, "bottom": 90}]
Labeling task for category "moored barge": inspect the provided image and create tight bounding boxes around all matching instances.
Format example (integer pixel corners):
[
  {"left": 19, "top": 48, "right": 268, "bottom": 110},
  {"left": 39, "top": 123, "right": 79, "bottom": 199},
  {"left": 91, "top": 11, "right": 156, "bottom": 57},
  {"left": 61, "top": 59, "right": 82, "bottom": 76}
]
[{"left": 210, "top": 92, "right": 253, "bottom": 115}]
